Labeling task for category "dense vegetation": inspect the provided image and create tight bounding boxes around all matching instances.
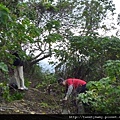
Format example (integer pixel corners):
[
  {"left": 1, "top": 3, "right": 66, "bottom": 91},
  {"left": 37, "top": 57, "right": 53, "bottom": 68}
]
[{"left": 0, "top": 0, "right": 120, "bottom": 114}]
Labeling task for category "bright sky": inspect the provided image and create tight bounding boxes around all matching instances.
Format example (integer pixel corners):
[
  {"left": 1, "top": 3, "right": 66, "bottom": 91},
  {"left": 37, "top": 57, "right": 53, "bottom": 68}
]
[
  {"left": 103, "top": 0, "right": 120, "bottom": 36},
  {"left": 113, "top": 0, "right": 119, "bottom": 14}
]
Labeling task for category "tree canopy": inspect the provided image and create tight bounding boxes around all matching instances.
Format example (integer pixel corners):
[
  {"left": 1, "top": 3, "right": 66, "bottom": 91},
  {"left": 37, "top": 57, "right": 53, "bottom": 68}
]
[{"left": 0, "top": 0, "right": 120, "bottom": 114}]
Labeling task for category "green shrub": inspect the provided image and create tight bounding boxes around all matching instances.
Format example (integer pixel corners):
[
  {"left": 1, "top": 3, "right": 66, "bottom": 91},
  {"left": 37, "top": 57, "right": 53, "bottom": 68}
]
[
  {"left": 0, "top": 82, "right": 24, "bottom": 102},
  {"left": 77, "top": 60, "right": 120, "bottom": 114}
]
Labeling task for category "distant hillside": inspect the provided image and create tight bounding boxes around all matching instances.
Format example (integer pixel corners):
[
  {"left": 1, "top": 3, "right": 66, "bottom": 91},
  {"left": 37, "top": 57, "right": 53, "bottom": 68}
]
[{"left": 39, "top": 59, "right": 55, "bottom": 73}]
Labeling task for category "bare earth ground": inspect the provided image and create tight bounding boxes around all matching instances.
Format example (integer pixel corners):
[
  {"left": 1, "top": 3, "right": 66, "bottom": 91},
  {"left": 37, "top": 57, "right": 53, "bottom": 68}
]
[{"left": 0, "top": 83, "right": 64, "bottom": 114}]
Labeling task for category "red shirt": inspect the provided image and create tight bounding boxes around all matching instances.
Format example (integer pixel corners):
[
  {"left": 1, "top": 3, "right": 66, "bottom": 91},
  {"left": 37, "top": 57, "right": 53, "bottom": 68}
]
[{"left": 66, "top": 78, "right": 86, "bottom": 89}]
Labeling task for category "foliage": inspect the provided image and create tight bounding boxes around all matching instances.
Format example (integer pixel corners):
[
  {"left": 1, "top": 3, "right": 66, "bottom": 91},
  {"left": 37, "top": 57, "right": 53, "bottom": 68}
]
[
  {"left": 28, "top": 64, "right": 44, "bottom": 79},
  {"left": 104, "top": 60, "right": 120, "bottom": 79},
  {"left": 0, "top": 1, "right": 61, "bottom": 69},
  {"left": 36, "top": 71, "right": 56, "bottom": 89},
  {"left": 77, "top": 60, "right": 120, "bottom": 114},
  {"left": 10, "top": 91, "right": 25, "bottom": 101},
  {"left": 0, "top": 82, "right": 24, "bottom": 102},
  {"left": 43, "top": 72, "right": 56, "bottom": 84},
  {"left": 0, "top": 1, "right": 120, "bottom": 115},
  {"left": 53, "top": 0, "right": 116, "bottom": 79},
  {"left": 0, "top": 3, "right": 40, "bottom": 64},
  {"left": 0, "top": 4, "right": 11, "bottom": 26},
  {"left": 0, "top": 62, "right": 8, "bottom": 73},
  {"left": 0, "top": 0, "right": 116, "bottom": 70},
  {"left": 54, "top": 36, "right": 120, "bottom": 80},
  {"left": 40, "top": 102, "right": 49, "bottom": 108}
]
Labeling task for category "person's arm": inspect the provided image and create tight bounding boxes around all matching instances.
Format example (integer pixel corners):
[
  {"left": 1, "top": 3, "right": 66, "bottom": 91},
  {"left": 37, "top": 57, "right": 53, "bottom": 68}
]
[{"left": 64, "top": 85, "right": 73, "bottom": 100}]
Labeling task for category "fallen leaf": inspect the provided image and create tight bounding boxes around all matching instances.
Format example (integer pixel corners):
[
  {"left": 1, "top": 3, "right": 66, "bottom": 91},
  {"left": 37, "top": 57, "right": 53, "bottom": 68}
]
[
  {"left": 15, "top": 110, "right": 20, "bottom": 113},
  {"left": 30, "top": 111, "right": 35, "bottom": 114}
]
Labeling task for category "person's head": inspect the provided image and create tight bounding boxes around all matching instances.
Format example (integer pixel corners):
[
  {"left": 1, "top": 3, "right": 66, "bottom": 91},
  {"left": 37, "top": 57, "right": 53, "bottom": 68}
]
[{"left": 58, "top": 78, "right": 66, "bottom": 86}]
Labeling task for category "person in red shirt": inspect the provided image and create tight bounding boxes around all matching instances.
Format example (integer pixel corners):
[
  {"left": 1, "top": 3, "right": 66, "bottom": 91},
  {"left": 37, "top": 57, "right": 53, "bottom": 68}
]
[{"left": 58, "top": 78, "right": 87, "bottom": 101}]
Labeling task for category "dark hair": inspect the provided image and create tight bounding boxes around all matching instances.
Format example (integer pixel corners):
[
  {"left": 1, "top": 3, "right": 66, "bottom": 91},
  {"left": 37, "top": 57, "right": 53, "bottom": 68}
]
[{"left": 58, "top": 78, "right": 64, "bottom": 84}]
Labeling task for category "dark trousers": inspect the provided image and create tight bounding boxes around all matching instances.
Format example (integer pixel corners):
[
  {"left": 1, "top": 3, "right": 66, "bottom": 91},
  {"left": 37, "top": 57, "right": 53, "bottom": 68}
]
[
  {"left": 71, "top": 84, "right": 86, "bottom": 111},
  {"left": 76, "top": 84, "right": 86, "bottom": 94},
  {"left": 75, "top": 84, "right": 87, "bottom": 113},
  {"left": 71, "top": 84, "right": 86, "bottom": 103}
]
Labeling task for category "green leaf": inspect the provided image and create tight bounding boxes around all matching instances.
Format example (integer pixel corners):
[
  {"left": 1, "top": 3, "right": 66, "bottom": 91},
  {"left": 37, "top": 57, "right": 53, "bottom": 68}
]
[
  {"left": 0, "top": 62, "right": 8, "bottom": 73},
  {"left": 0, "top": 4, "right": 11, "bottom": 25}
]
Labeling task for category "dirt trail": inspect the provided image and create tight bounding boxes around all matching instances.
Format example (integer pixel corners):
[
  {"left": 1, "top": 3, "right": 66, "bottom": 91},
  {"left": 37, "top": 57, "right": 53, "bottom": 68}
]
[{"left": 0, "top": 86, "right": 63, "bottom": 114}]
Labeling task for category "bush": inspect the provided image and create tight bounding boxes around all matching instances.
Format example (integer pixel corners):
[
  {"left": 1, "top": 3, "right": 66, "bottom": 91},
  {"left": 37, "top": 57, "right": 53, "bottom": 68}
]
[
  {"left": 0, "top": 82, "right": 24, "bottom": 102},
  {"left": 77, "top": 60, "right": 120, "bottom": 114}
]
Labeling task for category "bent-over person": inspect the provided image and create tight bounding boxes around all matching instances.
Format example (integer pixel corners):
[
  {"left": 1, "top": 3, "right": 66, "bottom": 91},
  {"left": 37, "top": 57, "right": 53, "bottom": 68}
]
[{"left": 58, "top": 78, "right": 86, "bottom": 101}]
